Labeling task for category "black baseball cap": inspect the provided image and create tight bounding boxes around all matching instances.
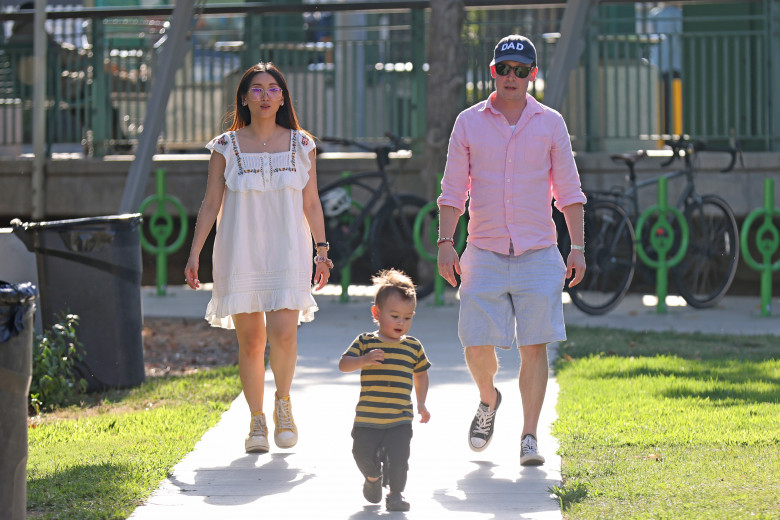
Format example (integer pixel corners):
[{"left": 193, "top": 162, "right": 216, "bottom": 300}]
[{"left": 490, "top": 35, "right": 537, "bottom": 66}]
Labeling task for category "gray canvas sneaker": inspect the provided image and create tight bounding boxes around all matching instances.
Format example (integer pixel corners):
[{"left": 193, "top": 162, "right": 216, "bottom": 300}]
[
  {"left": 520, "top": 433, "right": 545, "bottom": 466},
  {"left": 468, "top": 388, "right": 502, "bottom": 451}
]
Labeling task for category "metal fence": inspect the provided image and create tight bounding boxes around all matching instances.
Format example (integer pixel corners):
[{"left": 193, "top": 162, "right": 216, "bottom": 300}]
[{"left": 0, "top": 1, "right": 776, "bottom": 156}]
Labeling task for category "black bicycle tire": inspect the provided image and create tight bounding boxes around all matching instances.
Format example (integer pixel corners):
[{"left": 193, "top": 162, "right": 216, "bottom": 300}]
[
  {"left": 671, "top": 195, "right": 739, "bottom": 308},
  {"left": 567, "top": 200, "right": 637, "bottom": 315},
  {"left": 368, "top": 195, "right": 434, "bottom": 298}
]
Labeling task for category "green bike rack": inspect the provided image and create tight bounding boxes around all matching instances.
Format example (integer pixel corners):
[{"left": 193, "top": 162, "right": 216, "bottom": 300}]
[
  {"left": 635, "top": 177, "right": 689, "bottom": 314},
  {"left": 139, "top": 168, "right": 188, "bottom": 296},
  {"left": 739, "top": 178, "right": 780, "bottom": 317},
  {"left": 412, "top": 174, "right": 467, "bottom": 306}
]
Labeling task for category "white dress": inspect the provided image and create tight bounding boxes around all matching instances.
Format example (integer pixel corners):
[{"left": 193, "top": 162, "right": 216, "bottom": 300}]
[{"left": 204, "top": 129, "right": 318, "bottom": 329}]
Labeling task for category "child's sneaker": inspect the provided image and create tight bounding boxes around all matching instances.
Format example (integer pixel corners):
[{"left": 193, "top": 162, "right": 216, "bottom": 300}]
[
  {"left": 273, "top": 393, "right": 298, "bottom": 448},
  {"left": 245, "top": 413, "right": 269, "bottom": 453},
  {"left": 468, "top": 388, "right": 501, "bottom": 451},
  {"left": 385, "top": 492, "right": 410, "bottom": 512},
  {"left": 520, "top": 433, "right": 545, "bottom": 466},
  {"left": 362, "top": 476, "right": 382, "bottom": 504}
]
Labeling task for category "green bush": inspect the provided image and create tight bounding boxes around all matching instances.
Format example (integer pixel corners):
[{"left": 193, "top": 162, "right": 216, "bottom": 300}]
[{"left": 29, "top": 313, "right": 87, "bottom": 414}]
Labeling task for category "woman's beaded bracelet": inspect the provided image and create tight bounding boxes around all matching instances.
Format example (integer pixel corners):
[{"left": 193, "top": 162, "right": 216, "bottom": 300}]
[
  {"left": 437, "top": 236, "right": 455, "bottom": 246},
  {"left": 570, "top": 244, "right": 585, "bottom": 252},
  {"left": 314, "top": 255, "right": 334, "bottom": 269}
]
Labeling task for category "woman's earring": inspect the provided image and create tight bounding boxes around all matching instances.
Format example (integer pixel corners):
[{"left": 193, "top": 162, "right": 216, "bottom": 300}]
[{"left": 242, "top": 100, "right": 247, "bottom": 106}]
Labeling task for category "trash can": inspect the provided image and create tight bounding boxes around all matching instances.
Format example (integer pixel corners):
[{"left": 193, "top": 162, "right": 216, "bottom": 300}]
[
  {"left": 12, "top": 214, "right": 145, "bottom": 391},
  {"left": 0, "top": 281, "right": 38, "bottom": 520}
]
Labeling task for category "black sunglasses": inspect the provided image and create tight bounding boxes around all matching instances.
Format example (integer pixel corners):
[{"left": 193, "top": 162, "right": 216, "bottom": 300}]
[{"left": 495, "top": 62, "right": 535, "bottom": 79}]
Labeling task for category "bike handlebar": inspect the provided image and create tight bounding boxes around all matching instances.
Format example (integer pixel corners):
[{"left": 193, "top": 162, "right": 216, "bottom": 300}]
[
  {"left": 320, "top": 133, "right": 410, "bottom": 170},
  {"left": 320, "top": 133, "right": 409, "bottom": 153},
  {"left": 661, "top": 137, "right": 740, "bottom": 172},
  {"left": 320, "top": 132, "right": 406, "bottom": 170}
]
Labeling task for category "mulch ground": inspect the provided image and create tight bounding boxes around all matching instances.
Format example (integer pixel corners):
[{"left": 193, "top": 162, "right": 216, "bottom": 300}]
[{"left": 142, "top": 317, "right": 239, "bottom": 377}]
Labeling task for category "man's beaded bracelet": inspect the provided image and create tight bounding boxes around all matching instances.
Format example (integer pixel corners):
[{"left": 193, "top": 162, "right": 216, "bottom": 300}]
[
  {"left": 314, "top": 255, "right": 334, "bottom": 269},
  {"left": 437, "top": 237, "right": 455, "bottom": 246}
]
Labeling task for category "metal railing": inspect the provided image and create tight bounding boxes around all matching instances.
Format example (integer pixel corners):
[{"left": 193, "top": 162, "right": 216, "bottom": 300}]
[{"left": 0, "top": 1, "right": 776, "bottom": 156}]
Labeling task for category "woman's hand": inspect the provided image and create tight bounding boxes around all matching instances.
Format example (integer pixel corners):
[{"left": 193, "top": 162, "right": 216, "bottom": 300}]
[
  {"left": 184, "top": 256, "right": 200, "bottom": 290},
  {"left": 312, "top": 257, "right": 331, "bottom": 291}
]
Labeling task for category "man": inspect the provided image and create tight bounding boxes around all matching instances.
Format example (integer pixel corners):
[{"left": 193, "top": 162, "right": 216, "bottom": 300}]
[{"left": 436, "top": 34, "right": 586, "bottom": 466}]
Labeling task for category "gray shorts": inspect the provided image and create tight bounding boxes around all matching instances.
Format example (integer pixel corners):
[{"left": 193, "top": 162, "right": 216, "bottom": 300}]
[{"left": 458, "top": 244, "right": 566, "bottom": 349}]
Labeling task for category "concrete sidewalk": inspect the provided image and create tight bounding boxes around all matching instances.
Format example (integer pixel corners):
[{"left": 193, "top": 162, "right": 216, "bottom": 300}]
[{"left": 130, "top": 286, "right": 779, "bottom": 520}]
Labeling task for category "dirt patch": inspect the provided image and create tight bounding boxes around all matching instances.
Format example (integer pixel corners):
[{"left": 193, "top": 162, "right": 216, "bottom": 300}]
[{"left": 142, "top": 317, "right": 238, "bottom": 377}]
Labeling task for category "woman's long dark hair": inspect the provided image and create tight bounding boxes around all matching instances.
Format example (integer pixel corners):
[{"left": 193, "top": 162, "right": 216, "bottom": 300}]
[{"left": 227, "top": 62, "right": 303, "bottom": 132}]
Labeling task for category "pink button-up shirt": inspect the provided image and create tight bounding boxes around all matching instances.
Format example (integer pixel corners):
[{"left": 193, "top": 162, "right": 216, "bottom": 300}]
[{"left": 438, "top": 92, "right": 586, "bottom": 256}]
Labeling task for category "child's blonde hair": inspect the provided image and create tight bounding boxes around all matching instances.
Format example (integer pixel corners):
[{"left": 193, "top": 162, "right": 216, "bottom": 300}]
[{"left": 372, "top": 269, "right": 417, "bottom": 309}]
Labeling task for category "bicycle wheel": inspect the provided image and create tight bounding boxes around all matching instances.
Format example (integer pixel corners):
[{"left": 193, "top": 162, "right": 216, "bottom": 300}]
[
  {"left": 566, "top": 200, "right": 636, "bottom": 315},
  {"left": 369, "top": 195, "right": 435, "bottom": 298},
  {"left": 671, "top": 195, "right": 739, "bottom": 308}
]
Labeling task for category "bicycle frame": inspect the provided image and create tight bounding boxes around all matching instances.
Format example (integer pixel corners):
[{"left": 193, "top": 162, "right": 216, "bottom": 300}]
[{"left": 601, "top": 156, "right": 698, "bottom": 224}]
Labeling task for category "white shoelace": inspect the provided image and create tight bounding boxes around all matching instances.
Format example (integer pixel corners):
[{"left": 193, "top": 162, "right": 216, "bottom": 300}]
[
  {"left": 250, "top": 415, "right": 267, "bottom": 436},
  {"left": 472, "top": 406, "right": 496, "bottom": 436},
  {"left": 521, "top": 435, "right": 539, "bottom": 454},
  {"left": 276, "top": 399, "right": 295, "bottom": 430}
]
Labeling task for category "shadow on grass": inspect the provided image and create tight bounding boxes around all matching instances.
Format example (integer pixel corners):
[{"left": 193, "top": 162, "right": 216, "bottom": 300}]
[
  {"left": 27, "top": 462, "right": 138, "bottom": 520},
  {"left": 560, "top": 326, "right": 780, "bottom": 363},
  {"left": 550, "top": 480, "right": 588, "bottom": 512},
  {"left": 558, "top": 327, "right": 780, "bottom": 406}
]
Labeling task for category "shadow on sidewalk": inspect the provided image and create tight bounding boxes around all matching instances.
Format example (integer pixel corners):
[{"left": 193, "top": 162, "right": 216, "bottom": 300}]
[
  {"left": 168, "top": 453, "right": 314, "bottom": 506},
  {"left": 433, "top": 461, "right": 558, "bottom": 518}
]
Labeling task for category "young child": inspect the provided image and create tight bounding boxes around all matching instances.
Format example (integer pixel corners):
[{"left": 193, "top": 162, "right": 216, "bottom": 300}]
[{"left": 339, "top": 269, "right": 431, "bottom": 512}]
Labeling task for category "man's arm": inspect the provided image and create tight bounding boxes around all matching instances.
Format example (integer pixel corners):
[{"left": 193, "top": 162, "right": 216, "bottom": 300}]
[
  {"left": 561, "top": 202, "right": 586, "bottom": 287},
  {"left": 437, "top": 204, "right": 463, "bottom": 287}
]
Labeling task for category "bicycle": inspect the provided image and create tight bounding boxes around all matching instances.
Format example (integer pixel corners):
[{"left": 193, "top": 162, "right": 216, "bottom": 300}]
[
  {"left": 559, "top": 137, "right": 740, "bottom": 315},
  {"left": 317, "top": 133, "right": 435, "bottom": 297}
]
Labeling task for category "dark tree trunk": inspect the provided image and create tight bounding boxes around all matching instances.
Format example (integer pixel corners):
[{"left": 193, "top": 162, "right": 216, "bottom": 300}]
[{"left": 421, "top": 0, "right": 465, "bottom": 200}]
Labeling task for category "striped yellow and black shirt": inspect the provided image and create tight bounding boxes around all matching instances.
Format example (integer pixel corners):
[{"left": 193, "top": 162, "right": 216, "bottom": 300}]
[{"left": 343, "top": 332, "right": 431, "bottom": 429}]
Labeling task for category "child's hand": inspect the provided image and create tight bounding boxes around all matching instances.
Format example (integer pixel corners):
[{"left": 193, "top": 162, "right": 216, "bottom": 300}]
[
  {"left": 363, "top": 349, "right": 385, "bottom": 366},
  {"left": 417, "top": 403, "right": 430, "bottom": 423}
]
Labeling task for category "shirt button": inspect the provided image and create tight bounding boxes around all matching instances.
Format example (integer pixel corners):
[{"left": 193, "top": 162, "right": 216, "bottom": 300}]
[{"left": 506, "top": 179, "right": 510, "bottom": 182}]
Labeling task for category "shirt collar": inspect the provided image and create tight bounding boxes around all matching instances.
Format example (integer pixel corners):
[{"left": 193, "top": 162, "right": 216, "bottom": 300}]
[{"left": 480, "top": 92, "right": 544, "bottom": 119}]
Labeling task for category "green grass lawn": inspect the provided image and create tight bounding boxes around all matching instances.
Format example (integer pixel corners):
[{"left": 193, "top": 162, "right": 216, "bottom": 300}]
[
  {"left": 27, "top": 366, "right": 241, "bottom": 520},
  {"left": 552, "top": 327, "right": 780, "bottom": 520}
]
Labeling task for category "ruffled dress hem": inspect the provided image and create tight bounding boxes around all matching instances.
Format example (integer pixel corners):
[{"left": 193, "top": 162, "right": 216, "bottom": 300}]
[{"left": 205, "top": 291, "right": 318, "bottom": 329}]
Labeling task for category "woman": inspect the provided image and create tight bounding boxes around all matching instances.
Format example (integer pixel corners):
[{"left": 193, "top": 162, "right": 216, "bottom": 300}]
[{"left": 185, "top": 62, "right": 332, "bottom": 453}]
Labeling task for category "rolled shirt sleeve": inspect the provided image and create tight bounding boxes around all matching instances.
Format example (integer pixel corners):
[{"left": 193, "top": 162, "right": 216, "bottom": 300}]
[{"left": 437, "top": 112, "right": 470, "bottom": 215}]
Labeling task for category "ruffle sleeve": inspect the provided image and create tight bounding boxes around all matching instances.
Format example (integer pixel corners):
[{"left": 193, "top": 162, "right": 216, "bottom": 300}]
[
  {"left": 205, "top": 132, "right": 231, "bottom": 158},
  {"left": 297, "top": 130, "right": 316, "bottom": 172}
]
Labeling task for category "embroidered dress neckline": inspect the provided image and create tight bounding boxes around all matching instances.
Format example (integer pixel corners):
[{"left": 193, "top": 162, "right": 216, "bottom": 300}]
[
  {"left": 232, "top": 129, "right": 293, "bottom": 155},
  {"left": 228, "top": 130, "right": 298, "bottom": 177}
]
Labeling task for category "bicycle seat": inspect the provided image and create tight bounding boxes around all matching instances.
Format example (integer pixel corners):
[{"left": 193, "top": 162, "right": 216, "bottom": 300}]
[{"left": 609, "top": 150, "right": 646, "bottom": 167}]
